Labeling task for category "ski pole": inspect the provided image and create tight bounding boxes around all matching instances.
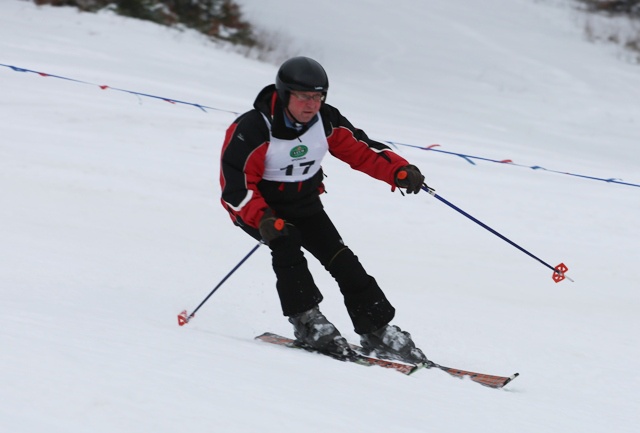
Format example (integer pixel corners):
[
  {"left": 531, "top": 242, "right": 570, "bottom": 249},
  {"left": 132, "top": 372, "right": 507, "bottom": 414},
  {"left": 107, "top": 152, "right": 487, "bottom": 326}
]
[
  {"left": 421, "top": 184, "right": 572, "bottom": 283},
  {"left": 178, "top": 242, "right": 263, "bottom": 326}
]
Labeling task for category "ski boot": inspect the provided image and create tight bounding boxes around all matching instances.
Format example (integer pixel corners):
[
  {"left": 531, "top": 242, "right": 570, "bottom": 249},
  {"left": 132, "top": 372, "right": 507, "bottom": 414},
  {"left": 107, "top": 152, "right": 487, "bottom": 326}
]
[
  {"left": 289, "top": 306, "right": 356, "bottom": 360},
  {"left": 360, "top": 324, "right": 428, "bottom": 364}
]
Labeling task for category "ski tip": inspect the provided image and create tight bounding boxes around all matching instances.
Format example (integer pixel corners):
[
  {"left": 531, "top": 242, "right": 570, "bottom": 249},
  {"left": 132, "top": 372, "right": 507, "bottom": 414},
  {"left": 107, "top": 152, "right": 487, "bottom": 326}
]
[
  {"left": 255, "top": 331, "right": 280, "bottom": 340},
  {"left": 498, "top": 372, "right": 520, "bottom": 388}
]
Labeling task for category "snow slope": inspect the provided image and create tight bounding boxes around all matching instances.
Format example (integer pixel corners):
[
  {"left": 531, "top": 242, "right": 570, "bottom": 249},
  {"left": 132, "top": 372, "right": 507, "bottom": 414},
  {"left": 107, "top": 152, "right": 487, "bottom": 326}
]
[{"left": 1, "top": 0, "right": 639, "bottom": 432}]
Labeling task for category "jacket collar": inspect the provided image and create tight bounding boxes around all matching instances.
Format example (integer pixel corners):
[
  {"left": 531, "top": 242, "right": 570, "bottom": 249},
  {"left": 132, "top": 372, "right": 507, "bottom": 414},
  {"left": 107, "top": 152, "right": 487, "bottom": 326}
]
[{"left": 253, "top": 84, "right": 317, "bottom": 140}]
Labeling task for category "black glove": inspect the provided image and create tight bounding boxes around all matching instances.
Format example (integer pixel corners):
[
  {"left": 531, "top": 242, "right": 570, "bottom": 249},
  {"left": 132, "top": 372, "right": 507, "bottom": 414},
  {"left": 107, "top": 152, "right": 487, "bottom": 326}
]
[
  {"left": 395, "top": 164, "right": 425, "bottom": 194},
  {"left": 259, "top": 208, "right": 288, "bottom": 244}
]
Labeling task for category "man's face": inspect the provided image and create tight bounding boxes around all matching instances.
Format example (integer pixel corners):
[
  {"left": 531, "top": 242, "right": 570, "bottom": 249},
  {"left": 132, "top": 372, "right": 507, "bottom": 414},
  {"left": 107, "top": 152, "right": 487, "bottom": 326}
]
[{"left": 286, "top": 91, "right": 324, "bottom": 124}]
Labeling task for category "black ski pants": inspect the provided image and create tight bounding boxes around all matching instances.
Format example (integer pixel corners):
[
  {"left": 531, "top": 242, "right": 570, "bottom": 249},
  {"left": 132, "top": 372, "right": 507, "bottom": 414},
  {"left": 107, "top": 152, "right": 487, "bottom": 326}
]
[{"left": 241, "top": 209, "right": 395, "bottom": 334}]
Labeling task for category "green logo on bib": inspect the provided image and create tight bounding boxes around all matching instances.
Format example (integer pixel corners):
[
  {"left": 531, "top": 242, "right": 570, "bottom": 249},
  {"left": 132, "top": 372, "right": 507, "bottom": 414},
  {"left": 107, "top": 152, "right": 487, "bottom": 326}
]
[{"left": 290, "top": 145, "right": 309, "bottom": 158}]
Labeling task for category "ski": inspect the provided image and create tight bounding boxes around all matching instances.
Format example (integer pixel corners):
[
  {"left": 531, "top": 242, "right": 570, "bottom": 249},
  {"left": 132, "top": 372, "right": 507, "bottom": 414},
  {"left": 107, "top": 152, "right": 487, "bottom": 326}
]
[
  {"left": 255, "top": 332, "right": 420, "bottom": 375},
  {"left": 428, "top": 363, "right": 519, "bottom": 389},
  {"left": 256, "top": 332, "right": 519, "bottom": 389}
]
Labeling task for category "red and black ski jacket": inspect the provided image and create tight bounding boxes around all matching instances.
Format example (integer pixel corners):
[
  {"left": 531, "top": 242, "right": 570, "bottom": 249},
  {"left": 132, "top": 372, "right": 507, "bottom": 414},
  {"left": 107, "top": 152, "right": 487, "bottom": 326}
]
[{"left": 220, "top": 84, "right": 409, "bottom": 228}]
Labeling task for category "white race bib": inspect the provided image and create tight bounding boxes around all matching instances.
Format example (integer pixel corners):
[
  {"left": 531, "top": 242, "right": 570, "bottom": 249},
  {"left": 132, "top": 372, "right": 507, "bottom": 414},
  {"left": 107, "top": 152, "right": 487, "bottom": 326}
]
[{"left": 262, "top": 114, "right": 329, "bottom": 182}]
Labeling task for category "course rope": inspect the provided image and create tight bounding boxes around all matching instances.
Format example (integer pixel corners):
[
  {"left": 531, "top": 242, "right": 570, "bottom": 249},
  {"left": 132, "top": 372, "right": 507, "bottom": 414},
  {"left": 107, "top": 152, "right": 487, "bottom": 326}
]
[
  {"left": 1, "top": 63, "right": 240, "bottom": 116},
  {"left": 386, "top": 141, "right": 639, "bottom": 189},
  {"left": 2, "top": 62, "right": 638, "bottom": 189}
]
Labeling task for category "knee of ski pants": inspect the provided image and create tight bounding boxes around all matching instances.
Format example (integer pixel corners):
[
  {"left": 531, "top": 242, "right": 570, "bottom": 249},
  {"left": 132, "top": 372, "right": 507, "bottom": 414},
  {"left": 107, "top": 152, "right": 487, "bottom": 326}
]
[
  {"left": 268, "top": 225, "right": 304, "bottom": 262},
  {"left": 239, "top": 223, "right": 321, "bottom": 316},
  {"left": 269, "top": 226, "right": 324, "bottom": 317},
  {"left": 325, "top": 247, "right": 370, "bottom": 292}
]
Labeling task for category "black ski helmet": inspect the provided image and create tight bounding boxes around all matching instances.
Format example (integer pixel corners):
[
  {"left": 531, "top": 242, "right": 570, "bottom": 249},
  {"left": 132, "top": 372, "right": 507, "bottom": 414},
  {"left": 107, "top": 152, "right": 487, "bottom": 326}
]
[{"left": 275, "top": 56, "right": 329, "bottom": 105}]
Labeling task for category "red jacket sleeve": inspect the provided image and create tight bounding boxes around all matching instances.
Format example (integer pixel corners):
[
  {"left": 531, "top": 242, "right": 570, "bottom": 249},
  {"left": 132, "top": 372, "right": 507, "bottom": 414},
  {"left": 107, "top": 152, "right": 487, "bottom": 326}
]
[{"left": 323, "top": 105, "right": 408, "bottom": 188}]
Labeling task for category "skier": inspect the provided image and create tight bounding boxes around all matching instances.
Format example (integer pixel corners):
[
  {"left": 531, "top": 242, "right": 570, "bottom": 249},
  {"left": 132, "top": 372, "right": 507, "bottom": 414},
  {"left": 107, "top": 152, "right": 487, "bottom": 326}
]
[{"left": 220, "top": 56, "right": 427, "bottom": 363}]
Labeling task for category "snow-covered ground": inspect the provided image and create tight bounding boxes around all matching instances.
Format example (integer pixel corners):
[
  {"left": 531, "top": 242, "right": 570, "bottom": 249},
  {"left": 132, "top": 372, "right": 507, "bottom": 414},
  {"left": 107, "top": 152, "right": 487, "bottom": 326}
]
[{"left": 1, "top": 0, "right": 639, "bottom": 432}]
